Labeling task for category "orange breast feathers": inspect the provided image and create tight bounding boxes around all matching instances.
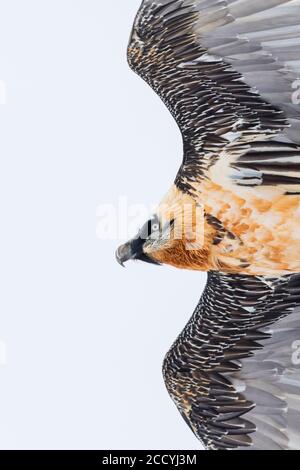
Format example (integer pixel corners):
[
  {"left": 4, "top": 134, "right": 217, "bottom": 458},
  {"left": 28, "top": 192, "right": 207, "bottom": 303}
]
[{"left": 147, "top": 184, "right": 300, "bottom": 276}]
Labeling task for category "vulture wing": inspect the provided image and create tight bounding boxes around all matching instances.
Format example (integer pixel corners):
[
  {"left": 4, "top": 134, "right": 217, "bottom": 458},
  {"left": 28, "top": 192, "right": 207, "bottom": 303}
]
[
  {"left": 128, "top": 0, "right": 300, "bottom": 192},
  {"left": 163, "top": 271, "right": 300, "bottom": 450}
]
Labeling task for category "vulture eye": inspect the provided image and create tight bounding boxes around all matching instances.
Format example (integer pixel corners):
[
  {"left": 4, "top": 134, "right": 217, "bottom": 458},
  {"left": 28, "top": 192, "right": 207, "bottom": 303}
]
[{"left": 139, "top": 218, "right": 159, "bottom": 240}]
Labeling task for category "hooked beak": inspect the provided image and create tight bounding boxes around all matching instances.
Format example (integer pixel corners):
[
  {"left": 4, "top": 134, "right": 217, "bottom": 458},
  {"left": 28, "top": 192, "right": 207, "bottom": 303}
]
[
  {"left": 115, "top": 240, "right": 161, "bottom": 267},
  {"left": 115, "top": 242, "right": 133, "bottom": 267}
]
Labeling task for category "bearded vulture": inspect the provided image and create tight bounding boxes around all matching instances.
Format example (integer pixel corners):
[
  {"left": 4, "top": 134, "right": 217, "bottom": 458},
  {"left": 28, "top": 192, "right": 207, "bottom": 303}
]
[{"left": 116, "top": 0, "right": 300, "bottom": 450}]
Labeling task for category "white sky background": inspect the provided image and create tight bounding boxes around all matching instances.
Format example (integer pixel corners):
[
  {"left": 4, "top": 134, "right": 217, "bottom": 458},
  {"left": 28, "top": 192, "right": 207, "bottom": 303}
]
[{"left": 0, "top": 0, "right": 207, "bottom": 450}]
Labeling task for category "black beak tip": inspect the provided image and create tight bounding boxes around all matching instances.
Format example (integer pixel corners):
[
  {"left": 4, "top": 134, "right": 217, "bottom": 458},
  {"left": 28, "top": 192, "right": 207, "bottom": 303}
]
[
  {"left": 115, "top": 249, "right": 126, "bottom": 268},
  {"left": 116, "top": 242, "right": 133, "bottom": 268}
]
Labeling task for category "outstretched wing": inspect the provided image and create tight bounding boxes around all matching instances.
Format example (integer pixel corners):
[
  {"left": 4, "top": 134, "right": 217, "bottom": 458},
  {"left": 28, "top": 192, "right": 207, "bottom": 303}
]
[
  {"left": 163, "top": 272, "right": 300, "bottom": 450},
  {"left": 128, "top": 0, "right": 300, "bottom": 192}
]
